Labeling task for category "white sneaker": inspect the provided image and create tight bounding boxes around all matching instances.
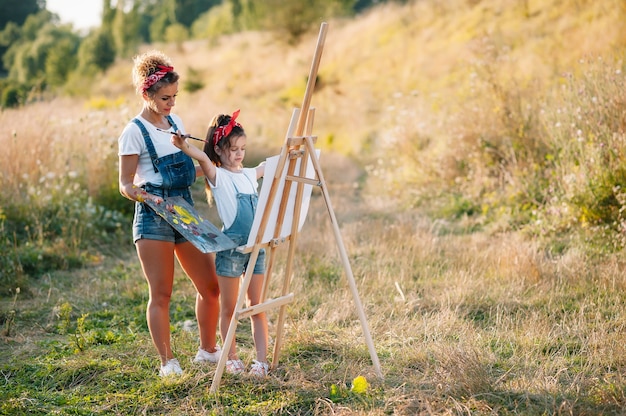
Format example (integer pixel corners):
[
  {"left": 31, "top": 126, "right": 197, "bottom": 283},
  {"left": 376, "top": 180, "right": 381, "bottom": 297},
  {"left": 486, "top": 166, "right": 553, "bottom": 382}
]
[
  {"left": 193, "top": 346, "right": 222, "bottom": 363},
  {"left": 226, "top": 359, "right": 245, "bottom": 374},
  {"left": 249, "top": 360, "right": 269, "bottom": 378},
  {"left": 159, "top": 358, "right": 183, "bottom": 377}
]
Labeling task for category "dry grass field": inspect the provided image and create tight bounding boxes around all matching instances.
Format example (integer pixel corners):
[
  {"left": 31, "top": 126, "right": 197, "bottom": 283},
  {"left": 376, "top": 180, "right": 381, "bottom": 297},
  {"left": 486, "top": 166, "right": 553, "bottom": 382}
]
[{"left": 2, "top": 0, "right": 626, "bottom": 414}]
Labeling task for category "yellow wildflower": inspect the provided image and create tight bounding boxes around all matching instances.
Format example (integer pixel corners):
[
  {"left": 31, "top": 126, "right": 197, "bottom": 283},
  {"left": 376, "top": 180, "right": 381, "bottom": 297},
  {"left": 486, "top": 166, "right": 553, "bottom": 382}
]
[{"left": 350, "top": 375, "right": 368, "bottom": 393}]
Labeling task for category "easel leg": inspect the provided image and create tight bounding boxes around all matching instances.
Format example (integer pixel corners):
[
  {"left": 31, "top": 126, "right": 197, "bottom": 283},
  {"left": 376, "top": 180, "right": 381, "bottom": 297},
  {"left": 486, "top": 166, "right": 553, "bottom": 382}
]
[
  {"left": 210, "top": 250, "right": 261, "bottom": 393},
  {"left": 305, "top": 137, "right": 384, "bottom": 379},
  {"left": 271, "top": 238, "right": 297, "bottom": 369}
]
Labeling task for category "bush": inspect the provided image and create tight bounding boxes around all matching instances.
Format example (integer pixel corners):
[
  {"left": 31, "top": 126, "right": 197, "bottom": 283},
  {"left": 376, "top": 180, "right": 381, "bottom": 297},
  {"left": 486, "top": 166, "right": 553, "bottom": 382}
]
[{"left": 1, "top": 84, "right": 24, "bottom": 108}]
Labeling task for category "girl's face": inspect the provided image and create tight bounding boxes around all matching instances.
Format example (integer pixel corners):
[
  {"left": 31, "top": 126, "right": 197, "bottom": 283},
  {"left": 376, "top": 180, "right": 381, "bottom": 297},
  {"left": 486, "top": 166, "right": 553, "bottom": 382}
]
[
  {"left": 143, "top": 82, "right": 178, "bottom": 116},
  {"left": 216, "top": 134, "right": 247, "bottom": 172}
]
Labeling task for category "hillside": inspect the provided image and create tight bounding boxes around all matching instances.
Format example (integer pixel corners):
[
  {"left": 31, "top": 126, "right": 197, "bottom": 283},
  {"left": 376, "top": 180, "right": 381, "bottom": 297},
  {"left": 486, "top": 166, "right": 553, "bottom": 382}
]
[{"left": 84, "top": 0, "right": 625, "bottom": 157}]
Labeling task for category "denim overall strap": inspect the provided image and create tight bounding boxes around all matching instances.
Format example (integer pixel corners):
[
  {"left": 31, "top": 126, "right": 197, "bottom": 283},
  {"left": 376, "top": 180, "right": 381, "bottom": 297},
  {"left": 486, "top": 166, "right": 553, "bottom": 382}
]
[
  {"left": 216, "top": 170, "right": 265, "bottom": 277},
  {"left": 224, "top": 192, "right": 258, "bottom": 240},
  {"left": 132, "top": 117, "right": 196, "bottom": 190},
  {"left": 165, "top": 115, "right": 178, "bottom": 132},
  {"left": 223, "top": 172, "right": 258, "bottom": 240},
  {"left": 132, "top": 118, "right": 159, "bottom": 173}
]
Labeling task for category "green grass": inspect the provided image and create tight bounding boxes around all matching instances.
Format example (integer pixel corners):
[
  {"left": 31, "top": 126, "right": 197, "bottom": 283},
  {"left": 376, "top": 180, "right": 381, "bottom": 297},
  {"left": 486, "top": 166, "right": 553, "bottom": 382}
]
[{"left": 4, "top": 194, "right": 626, "bottom": 414}]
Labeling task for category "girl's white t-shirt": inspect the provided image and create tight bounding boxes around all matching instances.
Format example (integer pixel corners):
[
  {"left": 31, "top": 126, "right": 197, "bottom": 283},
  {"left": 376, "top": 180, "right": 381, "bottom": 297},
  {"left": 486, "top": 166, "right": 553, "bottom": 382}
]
[
  {"left": 209, "top": 167, "right": 258, "bottom": 230},
  {"left": 117, "top": 113, "right": 187, "bottom": 187}
]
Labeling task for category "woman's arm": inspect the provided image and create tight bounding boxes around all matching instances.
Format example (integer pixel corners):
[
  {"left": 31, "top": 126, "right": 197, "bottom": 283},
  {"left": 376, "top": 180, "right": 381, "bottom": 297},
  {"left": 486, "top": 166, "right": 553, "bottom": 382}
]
[
  {"left": 171, "top": 134, "right": 216, "bottom": 184},
  {"left": 118, "top": 154, "right": 163, "bottom": 204}
]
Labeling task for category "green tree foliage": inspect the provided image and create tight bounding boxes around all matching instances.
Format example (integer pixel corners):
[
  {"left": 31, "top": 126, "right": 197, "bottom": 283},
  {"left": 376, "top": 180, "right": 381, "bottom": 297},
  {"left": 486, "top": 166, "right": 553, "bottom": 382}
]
[
  {"left": 45, "top": 37, "right": 78, "bottom": 87},
  {"left": 0, "top": 0, "right": 384, "bottom": 99},
  {"left": 0, "top": 0, "right": 41, "bottom": 75},
  {"left": 193, "top": 0, "right": 357, "bottom": 42},
  {"left": 353, "top": 0, "right": 388, "bottom": 12},
  {"left": 3, "top": 11, "right": 78, "bottom": 86},
  {"left": 174, "top": 0, "right": 219, "bottom": 27},
  {"left": 0, "top": 21, "right": 21, "bottom": 43},
  {"left": 0, "top": 82, "right": 28, "bottom": 107},
  {"left": 112, "top": 0, "right": 141, "bottom": 57},
  {"left": 191, "top": 2, "right": 238, "bottom": 39},
  {"left": 0, "top": 0, "right": 41, "bottom": 29},
  {"left": 144, "top": 0, "right": 219, "bottom": 42},
  {"left": 149, "top": 0, "right": 175, "bottom": 43},
  {"left": 166, "top": 23, "right": 190, "bottom": 46},
  {"left": 102, "top": 0, "right": 117, "bottom": 27},
  {"left": 77, "top": 30, "right": 116, "bottom": 75}
]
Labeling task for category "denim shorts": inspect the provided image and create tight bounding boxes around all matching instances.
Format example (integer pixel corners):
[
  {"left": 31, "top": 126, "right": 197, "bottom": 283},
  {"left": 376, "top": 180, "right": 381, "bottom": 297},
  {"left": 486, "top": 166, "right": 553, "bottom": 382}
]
[
  {"left": 215, "top": 235, "right": 266, "bottom": 277},
  {"left": 132, "top": 187, "right": 193, "bottom": 244}
]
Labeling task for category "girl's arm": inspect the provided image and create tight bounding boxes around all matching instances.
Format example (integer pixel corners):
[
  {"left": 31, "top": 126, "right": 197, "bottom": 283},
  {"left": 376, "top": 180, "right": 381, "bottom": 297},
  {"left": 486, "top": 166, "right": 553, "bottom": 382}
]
[
  {"left": 171, "top": 133, "right": 216, "bottom": 184},
  {"left": 255, "top": 160, "right": 266, "bottom": 180}
]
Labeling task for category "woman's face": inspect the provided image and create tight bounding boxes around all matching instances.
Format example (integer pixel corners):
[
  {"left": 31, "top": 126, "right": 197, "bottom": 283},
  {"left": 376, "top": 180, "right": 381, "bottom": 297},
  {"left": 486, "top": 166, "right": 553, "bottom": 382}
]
[{"left": 143, "top": 82, "right": 178, "bottom": 115}]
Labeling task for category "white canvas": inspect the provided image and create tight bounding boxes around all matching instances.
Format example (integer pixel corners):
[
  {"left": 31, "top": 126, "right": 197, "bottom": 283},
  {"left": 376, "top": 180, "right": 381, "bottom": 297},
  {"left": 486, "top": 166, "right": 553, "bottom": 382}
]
[{"left": 246, "top": 150, "right": 320, "bottom": 247}]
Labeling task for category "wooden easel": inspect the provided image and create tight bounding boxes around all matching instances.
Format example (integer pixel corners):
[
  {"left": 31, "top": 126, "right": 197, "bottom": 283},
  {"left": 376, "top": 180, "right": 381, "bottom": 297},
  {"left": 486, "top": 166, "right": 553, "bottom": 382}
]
[{"left": 210, "top": 22, "right": 382, "bottom": 393}]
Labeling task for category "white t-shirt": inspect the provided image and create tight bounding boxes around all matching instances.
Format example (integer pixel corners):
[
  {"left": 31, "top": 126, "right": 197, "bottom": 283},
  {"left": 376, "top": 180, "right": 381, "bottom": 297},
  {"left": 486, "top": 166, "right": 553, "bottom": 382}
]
[
  {"left": 209, "top": 167, "right": 258, "bottom": 230},
  {"left": 117, "top": 113, "right": 187, "bottom": 187}
]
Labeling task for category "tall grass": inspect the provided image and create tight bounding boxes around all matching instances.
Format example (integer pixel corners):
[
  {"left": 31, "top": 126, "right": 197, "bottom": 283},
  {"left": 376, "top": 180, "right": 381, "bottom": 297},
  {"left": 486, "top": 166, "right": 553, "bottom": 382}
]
[
  {"left": 0, "top": 99, "right": 131, "bottom": 295},
  {"left": 373, "top": 54, "right": 626, "bottom": 253}
]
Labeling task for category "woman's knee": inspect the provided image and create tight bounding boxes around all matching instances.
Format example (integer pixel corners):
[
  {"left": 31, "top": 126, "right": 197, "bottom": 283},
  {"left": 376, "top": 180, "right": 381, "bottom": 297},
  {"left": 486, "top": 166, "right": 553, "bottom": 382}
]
[{"left": 149, "top": 289, "right": 172, "bottom": 307}]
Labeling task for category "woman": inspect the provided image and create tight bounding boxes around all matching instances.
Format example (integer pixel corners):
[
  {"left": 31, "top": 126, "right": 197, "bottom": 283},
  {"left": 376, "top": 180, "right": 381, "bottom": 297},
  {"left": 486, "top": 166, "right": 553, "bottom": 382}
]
[{"left": 118, "top": 50, "right": 221, "bottom": 377}]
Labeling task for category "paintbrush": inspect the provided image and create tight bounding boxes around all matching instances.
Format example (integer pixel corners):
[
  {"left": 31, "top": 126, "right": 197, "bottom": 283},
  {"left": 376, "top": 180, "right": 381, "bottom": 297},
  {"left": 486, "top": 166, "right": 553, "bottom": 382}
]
[{"left": 156, "top": 128, "right": 209, "bottom": 143}]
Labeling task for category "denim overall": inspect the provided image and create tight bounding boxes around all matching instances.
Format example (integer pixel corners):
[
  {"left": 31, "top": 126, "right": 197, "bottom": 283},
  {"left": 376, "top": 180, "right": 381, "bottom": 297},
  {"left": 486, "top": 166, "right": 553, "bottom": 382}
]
[
  {"left": 131, "top": 116, "right": 196, "bottom": 243},
  {"left": 215, "top": 173, "right": 266, "bottom": 277}
]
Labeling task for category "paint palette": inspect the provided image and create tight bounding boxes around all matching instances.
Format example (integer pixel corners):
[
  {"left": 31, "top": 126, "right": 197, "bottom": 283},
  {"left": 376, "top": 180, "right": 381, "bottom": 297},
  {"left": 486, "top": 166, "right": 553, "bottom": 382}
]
[{"left": 146, "top": 196, "right": 237, "bottom": 253}]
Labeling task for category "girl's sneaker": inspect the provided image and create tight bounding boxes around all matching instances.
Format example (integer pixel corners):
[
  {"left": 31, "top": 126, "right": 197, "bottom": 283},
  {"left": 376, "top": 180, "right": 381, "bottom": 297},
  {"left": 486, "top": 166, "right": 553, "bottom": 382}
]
[
  {"left": 159, "top": 358, "right": 183, "bottom": 377},
  {"left": 193, "top": 346, "right": 222, "bottom": 363},
  {"left": 225, "top": 359, "right": 245, "bottom": 375},
  {"left": 249, "top": 360, "right": 269, "bottom": 378}
]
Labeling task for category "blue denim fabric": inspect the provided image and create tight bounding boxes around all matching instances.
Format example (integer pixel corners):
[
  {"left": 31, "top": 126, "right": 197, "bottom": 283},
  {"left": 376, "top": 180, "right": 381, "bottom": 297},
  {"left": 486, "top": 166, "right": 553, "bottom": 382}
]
[
  {"left": 132, "top": 186, "right": 193, "bottom": 243},
  {"left": 215, "top": 191, "right": 265, "bottom": 277},
  {"left": 131, "top": 117, "right": 196, "bottom": 244}
]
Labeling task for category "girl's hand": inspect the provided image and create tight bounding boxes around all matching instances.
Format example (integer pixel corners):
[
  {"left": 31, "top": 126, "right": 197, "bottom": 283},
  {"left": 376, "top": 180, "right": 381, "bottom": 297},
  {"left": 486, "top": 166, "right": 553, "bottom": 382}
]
[{"left": 170, "top": 131, "right": 188, "bottom": 149}]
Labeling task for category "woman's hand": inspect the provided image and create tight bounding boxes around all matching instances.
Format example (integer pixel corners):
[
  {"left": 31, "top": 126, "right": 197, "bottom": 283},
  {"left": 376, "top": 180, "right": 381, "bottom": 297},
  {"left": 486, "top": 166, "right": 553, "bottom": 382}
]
[{"left": 133, "top": 186, "right": 163, "bottom": 204}]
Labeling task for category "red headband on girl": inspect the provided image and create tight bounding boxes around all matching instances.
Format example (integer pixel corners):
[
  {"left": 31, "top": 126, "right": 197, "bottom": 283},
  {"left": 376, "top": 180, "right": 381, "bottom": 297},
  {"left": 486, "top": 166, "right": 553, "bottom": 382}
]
[
  {"left": 213, "top": 109, "right": 242, "bottom": 146},
  {"left": 142, "top": 65, "right": 174, "bottom": 92}
]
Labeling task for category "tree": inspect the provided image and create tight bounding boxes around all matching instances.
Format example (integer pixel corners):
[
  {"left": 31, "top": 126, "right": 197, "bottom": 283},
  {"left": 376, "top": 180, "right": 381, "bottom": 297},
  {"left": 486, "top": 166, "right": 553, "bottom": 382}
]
[
  {"left": 165, "top": 23, "right": 189, "bottom": 48},
  {"left": 45, "top": 37, "right": 79, "bottom": 87},
  {"left": 77, "top": 29, "right": 116, "bottom": 75},
  {"left": 191, "top": 2, "right": 237, "bottom": 39},
  {"left": 243, "top": 0, "right": 356, "bottom": 42},
  {"left": 0, "top": 0, "right": 41, "bottom": 30},
  {"left": 112, "top": 0, "right": 141, "bottom": 57},
  {"left": 174, "top": 0, "right": 219, "bottom": 27},
  {"left": 0, "top": 0, "right": 43, "bottom": 75},
  {"left": 3, "top": 11, "right": 78, "bottom": 87},
  {"left": 149, "top": 0, "right": 176, "bottom": 42}
]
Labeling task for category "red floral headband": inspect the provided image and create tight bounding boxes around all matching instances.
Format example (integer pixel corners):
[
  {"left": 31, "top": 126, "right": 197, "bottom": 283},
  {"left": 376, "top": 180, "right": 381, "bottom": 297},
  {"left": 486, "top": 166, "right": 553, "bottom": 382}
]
[
  {"left": 213, "top": 109, "right": 242, "bottom": 146},
  {"left": 142, "top": 65, "right": 173, "bottom": 92}
]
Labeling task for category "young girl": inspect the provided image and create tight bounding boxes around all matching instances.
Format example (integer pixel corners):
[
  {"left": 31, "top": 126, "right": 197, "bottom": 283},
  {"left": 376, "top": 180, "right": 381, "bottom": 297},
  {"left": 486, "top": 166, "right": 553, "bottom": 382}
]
[
  {"left": 170, "top": 110, "right": 270, "bottom": 377},
  {"left": 118, "top": 50, "right": 221, "bottom": 377}
]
